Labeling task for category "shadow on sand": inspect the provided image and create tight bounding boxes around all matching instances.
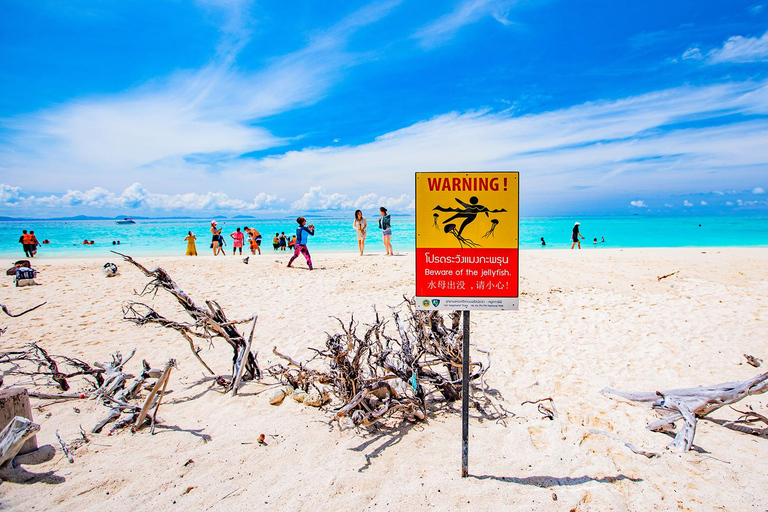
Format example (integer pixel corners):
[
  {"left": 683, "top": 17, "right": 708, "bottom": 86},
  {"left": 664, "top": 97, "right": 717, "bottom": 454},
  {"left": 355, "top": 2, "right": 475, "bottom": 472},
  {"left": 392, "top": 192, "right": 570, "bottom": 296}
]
[
  {"left": 469, "top": 474, "right": 643, "bottom": 487},
  {"left": 350, "top": 421, "right": 425, "bottom": 473}
]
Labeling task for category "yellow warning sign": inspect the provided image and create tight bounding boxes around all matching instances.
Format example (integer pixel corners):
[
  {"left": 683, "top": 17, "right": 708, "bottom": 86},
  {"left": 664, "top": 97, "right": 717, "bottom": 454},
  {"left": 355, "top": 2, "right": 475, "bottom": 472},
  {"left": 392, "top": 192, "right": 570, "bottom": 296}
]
[{"left": 415, "top": 172, "right": 519, "bottom": 249}]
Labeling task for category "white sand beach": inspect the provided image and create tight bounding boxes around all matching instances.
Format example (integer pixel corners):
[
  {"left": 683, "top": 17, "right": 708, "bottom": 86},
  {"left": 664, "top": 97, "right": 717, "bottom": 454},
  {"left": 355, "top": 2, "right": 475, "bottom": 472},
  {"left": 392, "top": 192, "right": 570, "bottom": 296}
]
[{"left": 1, "top": 247, "right": 767, "bottom": 511}]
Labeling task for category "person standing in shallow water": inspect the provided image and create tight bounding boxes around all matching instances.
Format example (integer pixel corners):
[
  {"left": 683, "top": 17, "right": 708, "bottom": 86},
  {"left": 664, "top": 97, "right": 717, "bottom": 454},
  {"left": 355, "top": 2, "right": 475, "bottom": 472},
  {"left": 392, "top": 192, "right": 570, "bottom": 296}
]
[
  {"left": 19, "top": 230, "right": 34, "bottom": 257},
  {"left": 287, "top": 217, "right": 314, "bottom": 270},
  {"left": 353, "top": 210, "right": 367, "bottom": 255},
  {"left": 571, "top": 222, "right": 584, "bottom": 249},
  {"left": 378, "top": 207, "right": 393, "bottom": 256}
]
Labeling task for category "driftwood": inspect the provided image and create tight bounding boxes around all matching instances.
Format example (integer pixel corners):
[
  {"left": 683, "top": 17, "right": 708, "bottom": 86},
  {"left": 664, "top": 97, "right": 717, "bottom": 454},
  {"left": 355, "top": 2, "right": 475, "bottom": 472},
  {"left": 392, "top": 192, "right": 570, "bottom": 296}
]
[
  {"left": 0, "top": 302, "right": 46, "bottom": 345},
  {"left": 270, "top": 298, "right": 494, "bottom": 429},
  {"left": 0, "top": 342, "right": 105, "bottom": 391},
  {"left": 602, "top": 371, "right": 768, "bottom": 451},
  {"left": 115, "top": 252, "right": 260, "bottom": 390},
  {"left": 55, "top": 430, "right": 74, "bottom": 463},
  {"left": 657, "top": 271, "right": 679, "bottom": 281},
  {"left": 133, "top": 359, "right": 175, "bottom": 434},
  {"left": 0, "top": 417, "right": 41, "bottom": 468}
]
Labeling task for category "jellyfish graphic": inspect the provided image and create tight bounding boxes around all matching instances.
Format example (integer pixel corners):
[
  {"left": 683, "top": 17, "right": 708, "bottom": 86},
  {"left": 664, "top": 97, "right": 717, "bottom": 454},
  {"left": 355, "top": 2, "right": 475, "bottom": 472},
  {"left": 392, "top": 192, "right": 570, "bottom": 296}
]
[
  {"left": 444, "top": 223, "right": 481, "bottom": 248},
  {"left": 433, "top": 213, "right": 440, "bottom": 229},
  {"left": 482, "top": 219, "right": 499, "bottom": 239}
]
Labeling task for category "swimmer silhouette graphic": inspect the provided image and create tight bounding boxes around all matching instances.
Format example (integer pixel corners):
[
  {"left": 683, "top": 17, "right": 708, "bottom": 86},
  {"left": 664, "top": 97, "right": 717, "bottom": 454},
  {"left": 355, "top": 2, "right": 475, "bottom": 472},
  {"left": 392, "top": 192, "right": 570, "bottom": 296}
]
[{"left": 433, "top": 196, "right": 507, "bottom": 248}]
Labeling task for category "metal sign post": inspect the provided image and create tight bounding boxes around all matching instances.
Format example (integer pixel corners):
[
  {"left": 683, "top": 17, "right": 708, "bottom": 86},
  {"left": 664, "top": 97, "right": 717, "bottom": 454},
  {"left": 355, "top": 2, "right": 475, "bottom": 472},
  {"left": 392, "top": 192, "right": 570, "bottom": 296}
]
[
  {"left": 461, "top": 309, "right": 470, "bottom": 477},
  {"left": 414, "top": 171, "right": 519, "bottom": 478}
]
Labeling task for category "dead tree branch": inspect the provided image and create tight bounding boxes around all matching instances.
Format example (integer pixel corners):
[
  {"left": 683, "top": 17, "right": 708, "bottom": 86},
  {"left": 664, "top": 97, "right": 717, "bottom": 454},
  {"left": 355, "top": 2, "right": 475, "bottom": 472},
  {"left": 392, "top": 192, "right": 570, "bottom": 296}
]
[
  {"left": 115, "top": 252, "right": 260, "bottom": 388},
  {"left": 602, "top": 371, "right": 768, "bottom": 451},
  {"left": 271, "top": 298, "right": 497, "bottom": 429}
]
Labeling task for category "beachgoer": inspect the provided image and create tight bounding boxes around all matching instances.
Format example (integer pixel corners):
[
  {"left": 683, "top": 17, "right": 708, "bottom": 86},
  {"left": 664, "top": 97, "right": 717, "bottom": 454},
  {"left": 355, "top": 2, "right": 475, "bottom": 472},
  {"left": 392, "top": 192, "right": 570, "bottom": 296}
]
[
  {"left": 112, "top": 241, "right": 116, "bottom": 245},
  {"left": 354, "top": 210, "right": 367, "bottom": 255},
  {"left": 600, "top": 237, "right": 605, "bottom": 243},
  {"left": 279, "top": 232, "right": 287, "bottom": 251},
  {"left": 42, "top": 240, "right": 49, "bottom": 244},
  {"left": 540, "top": 237, "right": 546, "bottom": 246},
  {"left": 287, "top": 217, "right": 314, "bottom": 270},
  {"left": 185, "top": 231, "right": 197, "bottom": 256},
  {"left": 273, "top": 233, "right": 280, "bottom": 251},
  {"left": 593, "top": 238, "right": 597, "bottom": 244},
  {"left": 571, "top": 222, "right": 585, "bottom": 249},
  {"left": 244, "top": 226, "right": 262, "bottom": 255},
  {"left": 116, "top": 240, "right": 120, "bottom": 245},
  {"left": 288, "top": 235, "right": 296, "bottom": 248},
  {"left": 29, "top": 231, "right": 40, "bottom": 256},
  {"left": 211, "top": 221, "right": 223, "bottom": 255},
  {"left": 19, "top": 230, "right": 33, "bottom": 258},
  {"left": 378, "top": 207, "right": 393, "bottom": 256},
  {"left": 231, "top": 227, "right": 245, "bottom": 255}
]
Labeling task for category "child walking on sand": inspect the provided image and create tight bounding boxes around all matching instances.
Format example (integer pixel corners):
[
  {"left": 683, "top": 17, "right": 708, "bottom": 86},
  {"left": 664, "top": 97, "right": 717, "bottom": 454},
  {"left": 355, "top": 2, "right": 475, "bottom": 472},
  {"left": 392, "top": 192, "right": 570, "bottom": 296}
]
[{"left": 287, "top": 217, "right": 314, "bottom": 270}]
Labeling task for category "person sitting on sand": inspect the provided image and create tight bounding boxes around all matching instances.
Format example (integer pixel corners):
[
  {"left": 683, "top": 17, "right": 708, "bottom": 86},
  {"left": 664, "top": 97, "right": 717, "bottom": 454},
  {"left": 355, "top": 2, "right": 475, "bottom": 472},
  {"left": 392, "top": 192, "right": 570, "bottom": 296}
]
[
  {"left": 211, "top": 221, "right": 223, "bottom": 256},
  {"left": 287, "top": 217, "right": 314, "bottom": 270},
  {"left": 185, "top": 231, "right": 197, "bottom": 256},
  {"left": 571, "top": 222, "right": 584, "bottom": 249},
  {"left": 231, "top": 227, "right": 245, "bottom": 255}
]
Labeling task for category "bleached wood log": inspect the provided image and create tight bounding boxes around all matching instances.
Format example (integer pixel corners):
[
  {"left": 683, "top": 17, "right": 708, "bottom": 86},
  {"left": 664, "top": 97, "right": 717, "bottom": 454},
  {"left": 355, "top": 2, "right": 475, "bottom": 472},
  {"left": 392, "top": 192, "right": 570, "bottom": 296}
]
[
  {"left": 92, "top": 408, "right": 121, "bottom": 434},
  {"left": 0, "top": 417, "right": 40, "bottom": 468},
  {"left": 602, "top": 371, "right": 768, "bottom": 451},
  {"left": 231, "top": 315, "right": 257, "bottom": 396},
  {"left": 133, "top": 360, "right": 174, "bottom": 432},
  {"left": 55, "top": 430, "right": 74, "bottom": 463}
]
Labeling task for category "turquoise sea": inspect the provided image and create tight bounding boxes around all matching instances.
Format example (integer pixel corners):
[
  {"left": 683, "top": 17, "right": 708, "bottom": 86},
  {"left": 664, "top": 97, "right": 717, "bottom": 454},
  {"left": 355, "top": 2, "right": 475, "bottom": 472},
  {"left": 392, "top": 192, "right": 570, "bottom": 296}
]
[{"left": 2, "top": 215, "right": 766, "bottom": 259}]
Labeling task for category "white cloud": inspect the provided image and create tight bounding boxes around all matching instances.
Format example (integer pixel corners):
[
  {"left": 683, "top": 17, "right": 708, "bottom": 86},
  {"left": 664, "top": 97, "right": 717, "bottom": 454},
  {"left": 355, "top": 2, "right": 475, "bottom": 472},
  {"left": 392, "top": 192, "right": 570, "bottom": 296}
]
[
  {"left": 708, "top": 30, "right": 768, "bottom": 64},
  {"left": 682, "top": 47, "right": 703, "bottom": 60},
  {"left": 0, "top": 182, "right": 285, "bottom": 213},
  {"left": 0, "top": 184, "right": 22, "bottom": 204},
  {"left": 0, "top": 2, "right": 398, "bottom": 190},
  {"left": 684, "top": 200, "right": 693, "bottom": 207},
  {"left": 290, "top": 186, "right": 413, "bottom": 212},
  {"left": 630, "top": 200, "right": 647, "bottom": 207},
  {"left": 726, "top": 201, "right": 734, "bottom": 206},
  {"left": 414, "top": 0, "right": 513, "bottom": 48},
  {"left": 753, "top": 186, "right": 765, "bottom": 194},
  {"left": 700, "top": 200, "right": 708, "bottom": 205},
  {"left": 664, "top": 203, "right": 674, "bottom": 208}
]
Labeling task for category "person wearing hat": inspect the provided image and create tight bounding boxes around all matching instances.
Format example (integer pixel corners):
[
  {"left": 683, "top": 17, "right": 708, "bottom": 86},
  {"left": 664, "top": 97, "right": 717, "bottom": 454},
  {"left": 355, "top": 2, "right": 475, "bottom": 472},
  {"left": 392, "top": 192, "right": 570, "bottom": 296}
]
[
  {"left": 210, "top": 221, "right": 224, "bottom": 256},
  {"left": 571, "top": 221, "right": 585, "bottom": 249}
]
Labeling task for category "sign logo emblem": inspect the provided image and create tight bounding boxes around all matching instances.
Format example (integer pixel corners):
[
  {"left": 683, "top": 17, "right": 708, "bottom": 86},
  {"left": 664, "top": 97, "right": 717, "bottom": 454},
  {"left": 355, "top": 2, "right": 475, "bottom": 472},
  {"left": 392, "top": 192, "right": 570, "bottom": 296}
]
[
  {"left": 431, "top": 299, "right": 440, "bottom": 307},
  {"left": 422, "top": 299, "right": 430, "bottom": 307}
]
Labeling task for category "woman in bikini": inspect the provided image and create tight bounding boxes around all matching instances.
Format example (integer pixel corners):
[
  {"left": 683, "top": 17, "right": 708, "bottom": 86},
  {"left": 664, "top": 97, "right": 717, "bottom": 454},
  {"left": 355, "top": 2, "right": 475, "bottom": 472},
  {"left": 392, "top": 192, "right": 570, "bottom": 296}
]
[{"left": 210, "top": 221, "right": 223, "bottom": 255}]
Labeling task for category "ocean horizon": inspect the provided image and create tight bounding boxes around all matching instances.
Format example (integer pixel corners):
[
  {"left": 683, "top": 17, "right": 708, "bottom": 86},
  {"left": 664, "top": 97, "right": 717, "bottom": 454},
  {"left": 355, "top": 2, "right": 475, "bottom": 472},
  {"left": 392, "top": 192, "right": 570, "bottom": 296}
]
[{"left": 3, "top": 214, "right": 767, "bottom": 259}]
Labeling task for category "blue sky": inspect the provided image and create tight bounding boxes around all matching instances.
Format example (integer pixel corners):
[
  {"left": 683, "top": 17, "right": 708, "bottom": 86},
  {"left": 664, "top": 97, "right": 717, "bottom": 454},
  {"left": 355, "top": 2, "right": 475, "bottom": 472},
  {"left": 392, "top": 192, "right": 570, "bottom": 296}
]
[{"left": 1, "top": 0, "right": 767, "bottom": 218}]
